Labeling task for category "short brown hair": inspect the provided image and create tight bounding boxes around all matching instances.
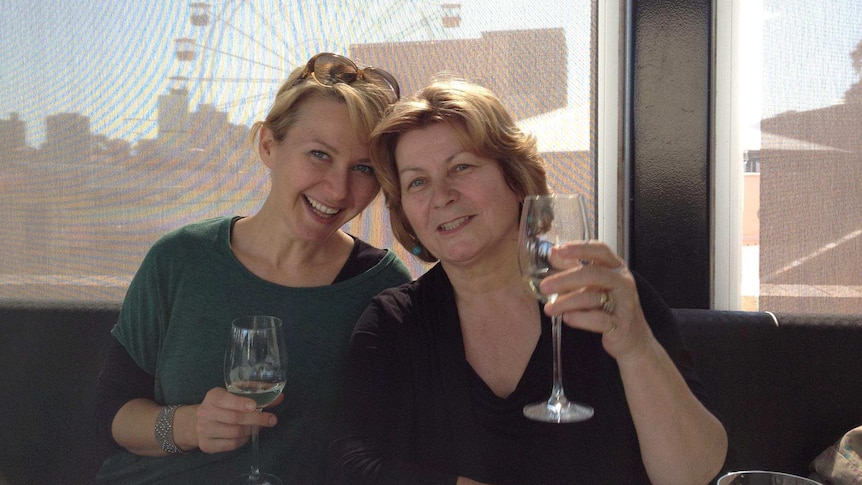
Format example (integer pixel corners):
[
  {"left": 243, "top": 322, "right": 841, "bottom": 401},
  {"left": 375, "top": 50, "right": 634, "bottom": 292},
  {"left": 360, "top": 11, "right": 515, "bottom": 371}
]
[{"left": 370, "top": 77, "right": 550, "bottom": 262}]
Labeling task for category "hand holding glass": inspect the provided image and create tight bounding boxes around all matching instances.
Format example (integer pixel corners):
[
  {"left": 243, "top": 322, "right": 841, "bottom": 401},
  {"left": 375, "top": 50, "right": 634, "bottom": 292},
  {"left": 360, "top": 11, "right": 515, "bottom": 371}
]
[
  {"left": 518, "top": 194, "right": 594, "bottom": 423},
  {"left": 224, "top": 315, "right": 287, "bottom": 485}
]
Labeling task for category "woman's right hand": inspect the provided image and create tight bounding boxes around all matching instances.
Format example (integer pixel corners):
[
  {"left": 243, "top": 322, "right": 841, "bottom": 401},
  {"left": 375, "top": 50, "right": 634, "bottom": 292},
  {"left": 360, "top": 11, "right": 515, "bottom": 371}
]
[{"left": 191, "top": 387, "right": 281, "bottom": 454}]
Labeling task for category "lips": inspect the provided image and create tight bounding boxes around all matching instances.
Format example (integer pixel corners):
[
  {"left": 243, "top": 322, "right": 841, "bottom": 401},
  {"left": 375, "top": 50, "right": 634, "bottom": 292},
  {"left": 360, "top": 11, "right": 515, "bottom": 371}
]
[
  {"left": 438, "top": 216, "right": 471, "bottom": 232},
  {"left": 304, "top": 195, "right": 341, "bottom": 219}
]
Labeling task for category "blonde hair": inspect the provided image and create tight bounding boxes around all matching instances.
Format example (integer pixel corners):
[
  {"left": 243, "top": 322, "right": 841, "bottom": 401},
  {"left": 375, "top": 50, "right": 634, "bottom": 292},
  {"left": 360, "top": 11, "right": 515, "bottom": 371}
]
[
  {"left": 249, "top": 60, "right": 394, "bottom": 158},
  {"left": 370, "top": 77, "right": 550, "bottom": 262}
]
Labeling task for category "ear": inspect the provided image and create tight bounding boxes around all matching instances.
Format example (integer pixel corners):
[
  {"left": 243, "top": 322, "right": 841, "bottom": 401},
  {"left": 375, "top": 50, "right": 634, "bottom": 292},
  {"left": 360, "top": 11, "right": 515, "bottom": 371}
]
[{"left": 258, "top": 127, "right": 275, "bottom": 169}]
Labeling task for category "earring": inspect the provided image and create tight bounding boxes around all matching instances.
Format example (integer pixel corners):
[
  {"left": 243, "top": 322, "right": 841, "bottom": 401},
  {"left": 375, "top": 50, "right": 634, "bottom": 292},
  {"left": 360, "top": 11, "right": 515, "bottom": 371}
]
[{"left": 412, "top": 244, "right": 423, "bottom": 255}]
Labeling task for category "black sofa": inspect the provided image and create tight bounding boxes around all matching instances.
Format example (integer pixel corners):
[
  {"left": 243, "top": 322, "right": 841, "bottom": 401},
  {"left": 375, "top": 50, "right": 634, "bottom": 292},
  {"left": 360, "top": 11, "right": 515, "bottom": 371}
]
[
  {"left": 675, "top": 309, "right": 862, "bottom": 479},
  {"left": 1, "top": 300, "right": 860, "bottom": 484},
  {"left": 0, "top": 300, "right": 120, "bottom": 485}
]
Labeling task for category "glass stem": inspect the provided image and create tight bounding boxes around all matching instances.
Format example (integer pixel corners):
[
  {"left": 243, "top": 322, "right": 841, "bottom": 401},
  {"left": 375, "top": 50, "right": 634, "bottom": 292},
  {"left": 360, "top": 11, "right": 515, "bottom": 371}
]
[
  {"left": 549, "top": 313, "right": 567, "bottom": 403},
  {"left": 250, "top": 412, "right": 262, "bottom": 480}
]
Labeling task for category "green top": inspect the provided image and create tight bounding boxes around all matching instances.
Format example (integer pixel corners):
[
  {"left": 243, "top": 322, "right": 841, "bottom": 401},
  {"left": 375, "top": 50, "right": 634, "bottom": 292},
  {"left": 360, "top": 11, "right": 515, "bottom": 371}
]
[{"left": 97, "top": 216, "right": 412, "bottom": 484}]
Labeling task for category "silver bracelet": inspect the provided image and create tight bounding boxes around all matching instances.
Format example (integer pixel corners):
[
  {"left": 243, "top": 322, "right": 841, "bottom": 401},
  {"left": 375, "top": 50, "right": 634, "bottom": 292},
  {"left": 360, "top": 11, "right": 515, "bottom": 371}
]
[{"left": 154, "top": 404, "right": 186, "bottom": 454}]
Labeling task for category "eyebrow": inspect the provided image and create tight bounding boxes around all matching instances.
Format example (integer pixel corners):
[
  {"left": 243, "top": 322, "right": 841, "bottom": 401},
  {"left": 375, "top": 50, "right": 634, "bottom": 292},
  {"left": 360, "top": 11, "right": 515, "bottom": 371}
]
[
  {"left": 397, "top": 152, "right": 462, "bottom": 175},
  {"left": 311, "top": 137, "right": 339, "bottom": 155},
  {"left": 308, "top": 136, "right": 371, "bottom": 165},
  {"left": 398, "top": 166, "right": 425, "bottom": 176}
]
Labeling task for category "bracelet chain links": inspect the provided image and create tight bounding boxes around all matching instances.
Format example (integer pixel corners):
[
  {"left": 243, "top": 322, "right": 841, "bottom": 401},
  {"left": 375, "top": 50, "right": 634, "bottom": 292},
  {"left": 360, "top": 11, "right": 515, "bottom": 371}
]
[{"left": 154, "top": 404, "right": 186, "bottom": 454}]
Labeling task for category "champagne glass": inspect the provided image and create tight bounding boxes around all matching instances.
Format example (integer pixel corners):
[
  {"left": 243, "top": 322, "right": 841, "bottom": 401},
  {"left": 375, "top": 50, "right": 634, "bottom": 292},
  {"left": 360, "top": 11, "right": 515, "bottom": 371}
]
[
  {"left": 518, "top": 194, "right": 595, "bottom": 423},
  {"left": 224, "top": 315, "right": 287, "bottom": 485}
]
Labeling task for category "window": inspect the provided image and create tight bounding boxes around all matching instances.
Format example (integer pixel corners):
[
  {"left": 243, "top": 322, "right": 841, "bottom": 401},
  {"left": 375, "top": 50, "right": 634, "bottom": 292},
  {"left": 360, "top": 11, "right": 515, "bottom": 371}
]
[
  {"left": 715, "top": 0, "right": 862, "bottom": 313},
  {"left": 0, "top": 1, "right": 609, "bottom": 301}
]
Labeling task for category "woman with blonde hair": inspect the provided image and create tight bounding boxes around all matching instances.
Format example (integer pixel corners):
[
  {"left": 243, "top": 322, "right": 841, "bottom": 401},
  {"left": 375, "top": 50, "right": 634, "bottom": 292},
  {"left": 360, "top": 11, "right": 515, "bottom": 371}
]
[{"left": 94, "top": 53, "right": 411, "bottom": 484}]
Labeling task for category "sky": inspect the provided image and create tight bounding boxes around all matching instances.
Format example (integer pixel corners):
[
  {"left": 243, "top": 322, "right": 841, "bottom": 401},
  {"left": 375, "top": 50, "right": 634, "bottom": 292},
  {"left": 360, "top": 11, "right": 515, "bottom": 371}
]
[
  {"left": 759, "top": 0, "right": 862, "bottom": 114},
  {"left": 733, "top": 0, "right": 862, "bottom": 150},
  {"left": 0, "top": 0, "right": 591, "bottom": 147},
  {"left": 2, "top": 0, "right": 861, "bottom": 148}
]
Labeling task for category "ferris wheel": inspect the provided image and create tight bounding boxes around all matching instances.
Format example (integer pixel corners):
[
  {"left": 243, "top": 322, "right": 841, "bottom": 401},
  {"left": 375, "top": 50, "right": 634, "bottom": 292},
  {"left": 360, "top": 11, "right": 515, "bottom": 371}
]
[{"left": 171, "top": 1, "right": 464, "bottom": 127}]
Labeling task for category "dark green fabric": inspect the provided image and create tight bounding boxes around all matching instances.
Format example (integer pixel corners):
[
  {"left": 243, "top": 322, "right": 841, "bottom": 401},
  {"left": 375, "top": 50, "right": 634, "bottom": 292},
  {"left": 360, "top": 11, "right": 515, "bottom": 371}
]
[{"left": 97, "top": 216, "right": 412, "bottom": 484}]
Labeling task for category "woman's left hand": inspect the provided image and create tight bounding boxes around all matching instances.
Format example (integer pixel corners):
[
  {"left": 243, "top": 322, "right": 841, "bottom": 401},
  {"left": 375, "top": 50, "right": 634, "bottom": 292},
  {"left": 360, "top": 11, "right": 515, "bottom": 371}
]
[{"left": 539, "top": 240, "right": 653, "bottom": 362}]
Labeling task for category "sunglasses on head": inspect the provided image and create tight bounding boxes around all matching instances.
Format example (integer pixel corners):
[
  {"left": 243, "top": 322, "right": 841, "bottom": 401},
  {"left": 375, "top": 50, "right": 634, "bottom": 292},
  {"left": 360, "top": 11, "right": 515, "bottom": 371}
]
[{"left": 292, "top": 52, "right": 400, "bottom": 104}]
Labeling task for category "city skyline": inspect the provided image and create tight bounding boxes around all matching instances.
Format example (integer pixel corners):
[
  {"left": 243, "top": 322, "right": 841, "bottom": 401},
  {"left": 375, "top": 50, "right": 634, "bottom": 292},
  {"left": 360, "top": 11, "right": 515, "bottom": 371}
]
[
  {"left": 0, "top": 20, "right": 590, "bottom": 298},
  {"left": 4, "top": 1, "right": 862, "bottom": 151},
  {"left": 0, "top": 0, "right": 592, "bottom": 148}
]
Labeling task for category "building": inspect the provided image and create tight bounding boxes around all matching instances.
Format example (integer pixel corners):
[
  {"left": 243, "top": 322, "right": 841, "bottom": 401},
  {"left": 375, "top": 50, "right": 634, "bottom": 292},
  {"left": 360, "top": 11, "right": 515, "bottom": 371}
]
[
  {"left": 42, "top": 113, "right": 92, "bottom": 166},
  {"left": 758, "top": 101, "right": 862, "bottom": 313},
  {"left": 352, "top": 28, "right": 567, "bottom": 121},
  {"left": 0, "top": 112, "right": 27, "bottom": 165}
]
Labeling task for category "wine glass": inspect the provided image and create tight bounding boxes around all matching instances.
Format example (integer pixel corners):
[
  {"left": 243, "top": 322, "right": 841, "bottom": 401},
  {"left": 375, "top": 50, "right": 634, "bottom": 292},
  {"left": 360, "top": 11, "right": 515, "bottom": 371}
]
[
  {"left": 224, "top": 315, "right": 288, "bottom": 485},
  {"left": 518, "top": 194, "right": 595, "bottom": 423}
]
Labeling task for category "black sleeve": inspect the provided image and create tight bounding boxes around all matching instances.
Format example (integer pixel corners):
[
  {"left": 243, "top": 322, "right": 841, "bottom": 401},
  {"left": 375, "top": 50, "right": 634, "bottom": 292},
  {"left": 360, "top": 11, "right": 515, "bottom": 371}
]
[
  {"left": 93, "top": 336, "right": 155, "bottom": 450},
  {"left": 633, "top": 271, "right": 712, "bottom": 409},
  {"left": 328, "top": 293, "right": 457, "bottom": 485}
]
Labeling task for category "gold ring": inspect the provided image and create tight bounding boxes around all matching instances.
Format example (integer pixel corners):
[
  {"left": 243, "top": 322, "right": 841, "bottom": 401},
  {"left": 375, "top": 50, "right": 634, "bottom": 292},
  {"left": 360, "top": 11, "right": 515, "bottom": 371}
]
[
  {"left": 605, "top": 321, "right": 617, "bottom": 334},
  {"left": 601, "top": 292, "right": 616, "bottom": 314}
]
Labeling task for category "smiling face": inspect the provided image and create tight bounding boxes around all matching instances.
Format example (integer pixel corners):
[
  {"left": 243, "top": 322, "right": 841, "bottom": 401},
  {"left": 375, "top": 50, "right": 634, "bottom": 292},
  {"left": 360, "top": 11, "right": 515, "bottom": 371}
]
[
  {"left": 258, "top": 95, "right": 380, "bottom": 243},
  {"left": 395, "top": 122, "right": 522, "bottom": 267}
]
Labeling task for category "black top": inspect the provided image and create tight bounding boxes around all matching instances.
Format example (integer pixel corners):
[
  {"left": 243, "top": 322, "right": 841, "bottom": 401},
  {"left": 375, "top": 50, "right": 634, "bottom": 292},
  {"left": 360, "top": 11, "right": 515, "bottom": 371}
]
[{"left": 330, "top": 264, "right": 712, "bottom": 484}]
